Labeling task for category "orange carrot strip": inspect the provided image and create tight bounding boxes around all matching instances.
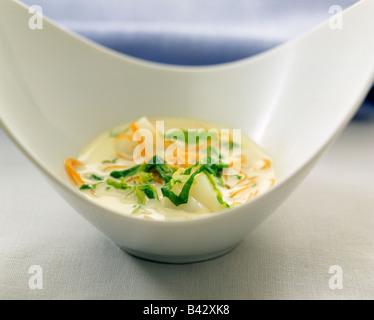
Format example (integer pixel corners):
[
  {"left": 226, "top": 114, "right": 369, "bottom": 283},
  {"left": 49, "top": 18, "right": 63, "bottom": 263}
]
[
  {"left": 237, "top": 170, "right": 248, "bottom": 182},
  {"left": 64, "top": 158, "right": 85, "bottom": 185},
  {"left": 229, "top": 156, "right": 246, "bottom": 167},
  {"left": 270, "top": 179, "right": 275, "bottom": 186},
  {"left": 126, "top": 175, "right": 139, "bottom": 183},
  {"left": 169, "top": 164, "right": 182, "bottom": 169},
  {"left": 103, "top": 165, "right": 129, "bottom": 171},
  {"left": 129, "top": 122, "right": 138, "bottom": 133},
  {"left": 238, "top": 175, "right": 258, "bottom": 187},
  {"left": 261, "top": 159, "right": 272, "bottom": 170},
  {"left": 152, "top": 175, "right": 163, "bottom": 184},
  {"left": 115, "top": 133, "right": 132, "bottom": 142},
  {"left": 116, "top": 152, "right": 134, "bottom": 161},
  {"left": 246, "top": 190, "right": 259, "bottom": 201},
  {"left": 232, "top": 200, "right": 246, "bottom": 206},
  {"left": 164, "top": 139, "right": 174, "bottom": 147},
  {"left": 229, "top": 186, "right": 250, "bottom": 198}
]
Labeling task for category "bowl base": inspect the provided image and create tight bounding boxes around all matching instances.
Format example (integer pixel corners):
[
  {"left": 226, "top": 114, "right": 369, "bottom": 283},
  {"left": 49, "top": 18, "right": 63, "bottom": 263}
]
[{"left": 121, "top": 244, "right": 239, "bottom": 264}]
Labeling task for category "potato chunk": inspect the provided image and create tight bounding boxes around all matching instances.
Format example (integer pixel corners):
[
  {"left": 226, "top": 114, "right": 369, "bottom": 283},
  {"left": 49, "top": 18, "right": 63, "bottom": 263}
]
[{"left": 190, "top": 173, "right": 226, "bottom": 212}]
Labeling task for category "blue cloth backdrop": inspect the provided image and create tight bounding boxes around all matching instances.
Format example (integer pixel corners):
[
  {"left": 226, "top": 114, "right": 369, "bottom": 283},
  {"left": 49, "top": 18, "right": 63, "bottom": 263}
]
[{"left": 20, "top": 0, "right": 373, "bottom": 115}]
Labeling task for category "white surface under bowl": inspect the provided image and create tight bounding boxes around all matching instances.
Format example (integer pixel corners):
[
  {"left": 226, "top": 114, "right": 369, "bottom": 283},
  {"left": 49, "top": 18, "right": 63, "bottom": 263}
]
[{"left": 0, "top": 0, "right": 374, "bottom": 262}]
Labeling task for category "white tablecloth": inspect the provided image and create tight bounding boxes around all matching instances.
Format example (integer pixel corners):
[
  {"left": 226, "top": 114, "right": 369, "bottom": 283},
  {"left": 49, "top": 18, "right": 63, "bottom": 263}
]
[{"left": 0, "top": 110, "right": 373, "bottom": 300}]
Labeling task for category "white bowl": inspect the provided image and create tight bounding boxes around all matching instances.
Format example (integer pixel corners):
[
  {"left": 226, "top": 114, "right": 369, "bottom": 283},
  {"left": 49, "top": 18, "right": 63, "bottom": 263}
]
[{"left": 1, "top": 0, "right": 374, "bottom": 262}]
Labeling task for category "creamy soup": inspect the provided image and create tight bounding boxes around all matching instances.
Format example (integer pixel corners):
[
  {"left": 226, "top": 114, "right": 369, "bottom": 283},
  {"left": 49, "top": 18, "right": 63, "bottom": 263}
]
[{"left": 64, "top": 117, "right": 275, "bottom": 221}]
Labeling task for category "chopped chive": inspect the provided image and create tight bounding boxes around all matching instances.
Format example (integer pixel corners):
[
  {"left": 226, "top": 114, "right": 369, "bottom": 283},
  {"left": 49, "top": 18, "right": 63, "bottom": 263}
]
[
  {"left": 136, "top": 188, "right": 146, "bottom": 205},
  {"left": 91, "top": 174, "right": 104, "bottom": 181},
  {"left": 107, "top": 153, "right": 230, "bottom": 207},
  {"left": 137, "top": 184, "right": 159, "bottom": 200},
  {"left": 139, "top": 171, "right": 153, "bottom": 184},
  {"left": 80, "top": 182, "right": 103, "bottom": 190},
  {"left": 161, "top": 165, "right": 205, "bottom": 206},
  {"left": 203, "top": 170, "right": 229, "bottom": 207},
  {"left": 131, "top": 205, "right": 142, "bottom": 214},
  {"left": 106, "top": 179, "right": 131, "bottom": 190},
  {"left": 110, "top": 165, "right": 144, "bottom": 179},
  {"left": 216, "top": 175, "right": 225, "bottom": 187},
  {"left": 80, "top": 184, "right": 94, "bottom": 190},
  {"left": 110, "top": 155, "right": 176, "bottom": 182}
]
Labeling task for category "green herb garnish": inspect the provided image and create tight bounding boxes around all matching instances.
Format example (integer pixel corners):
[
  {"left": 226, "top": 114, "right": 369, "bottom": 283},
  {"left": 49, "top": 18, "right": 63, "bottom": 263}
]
[
  {"left": 91, "top": 174, "right": 104, "bottom": 181},
  {"left": 110, "top": 155, "right": 176, "bottom": 182},
  {"left": 131, "top": 205, "right": 142, "bottom": 214},
  {"left": 203, "top": 171, "right": 229, "bottom": 207},
  {"left": 161, "top": 165, "right": 206, "bottom": 206},
  {"left": 110, "top": 165, "right": 144, "bottom": 179},
  {"left": 80, "top": 182, "right": 103, "bottom": 190},
  {"left": 80, "top": 184, "right": 94, "bottom": 190},
  {"left": 138, "top": 172, "right": 153, "bottom": 184},
  {"left": 135, "top": 188, "right": 146, "bottom": 205},
  {"left": 106, "top": 178, "right": 132, "bottom": 190},
  {"left": 137, "top": 184, "right": 159, "bottom": 200}
]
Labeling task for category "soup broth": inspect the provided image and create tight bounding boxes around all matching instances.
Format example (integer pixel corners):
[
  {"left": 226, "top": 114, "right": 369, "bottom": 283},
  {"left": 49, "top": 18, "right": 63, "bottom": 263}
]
[{"left": 64, "top": 117, "right": 275, "bottom": 221}]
